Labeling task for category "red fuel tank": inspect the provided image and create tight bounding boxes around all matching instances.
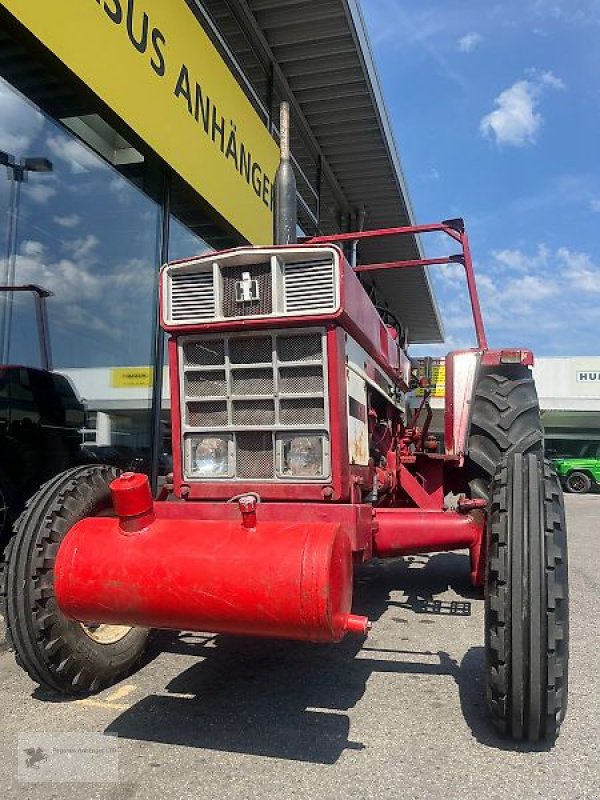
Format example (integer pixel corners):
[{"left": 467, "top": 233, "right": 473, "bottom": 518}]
[{"left": 54, "top": 513, "right": 367, "bottom": 643}]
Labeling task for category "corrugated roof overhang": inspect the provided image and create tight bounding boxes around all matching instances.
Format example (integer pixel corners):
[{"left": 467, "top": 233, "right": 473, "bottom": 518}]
[{"left": 200, "top": 0, "right": 443, "bottom": 344}]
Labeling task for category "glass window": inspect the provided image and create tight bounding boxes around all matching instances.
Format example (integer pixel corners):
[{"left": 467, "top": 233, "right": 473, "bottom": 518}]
[
  {"left": 0, "top": 79, "right": 162, "bottom": 484},
  {"left": 168, "top": 216, "right": 210, "bottom": 262}
]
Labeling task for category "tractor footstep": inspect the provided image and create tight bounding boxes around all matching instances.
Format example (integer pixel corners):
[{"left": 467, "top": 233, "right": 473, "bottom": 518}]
[{"left": 403, "top": 599, "right": 472, "bottom": 616}]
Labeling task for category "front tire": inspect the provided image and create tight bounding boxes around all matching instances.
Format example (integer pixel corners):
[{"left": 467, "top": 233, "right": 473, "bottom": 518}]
[
  {"left": 467, "top": 366, "right": 544, "bottom": 501},
  {"left": 2, "top": 465, "right": 149, "bottom": 695},
  {"left": 485, "top": 453, "right": 569, "bottom": 741},
  {"left": 565, "top": 471, "right": 592, "bottom": 494}
]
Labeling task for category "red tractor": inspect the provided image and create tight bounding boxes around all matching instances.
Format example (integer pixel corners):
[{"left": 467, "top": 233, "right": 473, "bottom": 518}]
[{"left": 1, "top": 116, "right": 568, "bottom": 743}]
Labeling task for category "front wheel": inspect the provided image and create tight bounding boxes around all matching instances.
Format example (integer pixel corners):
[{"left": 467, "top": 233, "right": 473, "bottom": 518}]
[
  {"left": 2, "top": 465, "right": 149, "bottom": 695},
  {"left": 485, "top": 453, "right": 569, "bottom": 741},
  {"left": 565, "top": 471, "right": 592, "bottom": 494}
]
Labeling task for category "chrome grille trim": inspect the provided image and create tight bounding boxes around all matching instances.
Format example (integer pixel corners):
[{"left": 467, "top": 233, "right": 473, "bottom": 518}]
[{"left": 179, "top": 328, "right": 330, "bottom": 481}]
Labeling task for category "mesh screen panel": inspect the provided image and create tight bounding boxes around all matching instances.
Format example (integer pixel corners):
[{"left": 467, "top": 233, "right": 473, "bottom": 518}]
[
  {"left": 236, "top": 432, "right": 274, "bottom": 478},
  {"left": 230, "top": 336, "right": 272, "bottom": 365},
  {"left": 186, "top": 371, "right": 227, "bottom": 397},
  {"left": 222, "top": 263, "right": 272, "bottom": 317},
  {"left": 185, "top": 340, "right": 225, "bottom": 366},
  {"left": 187, "top": 401, "right": 228, "bottom": 427},
  {"left": 279, "top": 366, "right": 324, "bottom": 394},
  {"left": 181, "top": 330, "right": 328, "bottom": 480},
  {"left": 280, "top": 398, "right": 325, "bottom": 426},
  {"left": 277, "top": 334, "right": 322, "bottom": 362},
  {"left": 232, "top": 368, "right": 274, "bottom": 396},
  {"left": 233, "top": 400, "right": 275, "bottom": 426}
]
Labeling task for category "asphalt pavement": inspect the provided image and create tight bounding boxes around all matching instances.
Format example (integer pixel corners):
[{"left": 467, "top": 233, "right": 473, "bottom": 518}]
[{"left": 1, "top": 494, "right": 598, "bottom": 799}]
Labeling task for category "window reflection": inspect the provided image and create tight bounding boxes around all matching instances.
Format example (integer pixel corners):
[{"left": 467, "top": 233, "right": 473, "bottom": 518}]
[{"left": 0, "top": 80, "right": 162, "bottom": 489}]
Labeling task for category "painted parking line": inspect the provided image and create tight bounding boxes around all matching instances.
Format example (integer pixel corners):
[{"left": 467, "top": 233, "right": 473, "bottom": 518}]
[{"left": 75, "top": 683, "right": 137, "bottom": 711}]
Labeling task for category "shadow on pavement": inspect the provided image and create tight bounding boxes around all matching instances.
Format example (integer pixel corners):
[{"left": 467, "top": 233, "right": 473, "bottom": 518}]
[{"left": 104, "top": 552, "right": 549, "bottom": 761}]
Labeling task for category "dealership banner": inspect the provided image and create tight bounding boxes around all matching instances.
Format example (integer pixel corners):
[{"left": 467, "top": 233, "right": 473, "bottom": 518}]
[{"left": 1, "top": 0, "right": 280, "bottom": 244}]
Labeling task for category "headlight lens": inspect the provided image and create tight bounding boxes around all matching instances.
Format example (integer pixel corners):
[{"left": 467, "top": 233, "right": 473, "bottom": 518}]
[
  {"left": 279, "top": 434, "right": 325, "bottom": 477},
  {"left": 188, "top": 435, "right": 230, "bottom": 477}
]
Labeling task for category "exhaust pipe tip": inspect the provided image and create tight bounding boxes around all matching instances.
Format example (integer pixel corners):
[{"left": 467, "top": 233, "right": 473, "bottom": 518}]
[{"left": 273, "top": 101, "right": 297, "bottom": 245}]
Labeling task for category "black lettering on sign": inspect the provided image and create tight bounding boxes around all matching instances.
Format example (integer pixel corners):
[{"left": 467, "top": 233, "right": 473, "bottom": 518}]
[
  {"left": 251, "top": 161, "right": 262, "bottom": 197},
  {"left": 174, "top": 63, "right": 193, "bottom": 113},
  {"left": 151, "top": 27, "right": 167, "bottom": 77},
  {"left": 102, "top": 0, "right": 122, "bottom": 24},
  {"left": 194, "top": 83, "right": 210, "bottom": 131},
  {"left": 126, "top": 0, "right": 149, "bottom": 53}
]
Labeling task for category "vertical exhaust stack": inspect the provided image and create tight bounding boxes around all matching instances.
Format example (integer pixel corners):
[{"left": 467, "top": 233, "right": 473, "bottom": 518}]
[{"left": 273, "top": 101, "right": 297, "bottom": 245}]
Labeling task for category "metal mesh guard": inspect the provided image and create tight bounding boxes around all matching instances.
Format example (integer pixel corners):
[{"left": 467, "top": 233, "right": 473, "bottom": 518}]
[
  {"left": 233, "top": 400, "right": 275, "bottom": 426},
  {"left": 186, "top": 371, "right": 227, "bottom": 397},
  {"left": 280, "top": 398, "right": 325, "bottom": 426},
  {"left": 230, "top": 336, "right": 272, "bottom": 365},
  {"left": 187, "top": 401, "right": 228, "bottom": 427},
  {"left": 236, "top": 432, "right": 273, "bottom": 478},
  {"left": 277, "top": 334, "right": 322, "bottom": 362},
  {"left": 185, "top": 340, "right": 225, "bottom": 367},
  {"left": 279, "top": 366, "right": 324, "bottom": 394},
  {"left": 232, "top": 368, "right": 274, "bottom": 396},
  {"left": 222, "top": 263, "right": 272, "bottom": 318}
]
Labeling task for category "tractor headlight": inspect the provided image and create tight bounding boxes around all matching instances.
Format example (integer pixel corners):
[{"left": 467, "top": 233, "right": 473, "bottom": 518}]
[
  {"left": 278, "top": 434, "right": 326, "bottom": 478},
  {"left": 188, "top": 435, "right": 231, "bottom": 477}
]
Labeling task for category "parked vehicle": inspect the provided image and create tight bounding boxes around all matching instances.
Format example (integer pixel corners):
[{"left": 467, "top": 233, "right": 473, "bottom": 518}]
[
  {"left": 0, "top": 286, "right": 87, "bottom": 546},
  {"left": 2, "top": 112, "right": 569, "bottom": 744},
  {"left": 553, "top": 442, "right": 600, "bottom": 493}
]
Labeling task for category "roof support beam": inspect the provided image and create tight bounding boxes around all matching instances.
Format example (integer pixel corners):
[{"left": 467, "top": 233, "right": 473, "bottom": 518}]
[{"left": 221, "top": 0, "right": 351, "bottom": 218}]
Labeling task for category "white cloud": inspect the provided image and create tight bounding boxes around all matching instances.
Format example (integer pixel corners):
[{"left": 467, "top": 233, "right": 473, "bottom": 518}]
[
  {"left": 458, "top": 32, "right": 482, "bottom": 52},
  {"left": 480, "top": 71, "right": 564, "bottom": 146},
  {"left": 53, "top": 214, "right": 81, "bottom": 228},
  {"left": 46, "top": 134, "right": 104, "bottom": 174},
  {"left": 429, "top": 240, "right": 600, "bottom": 354},
  {"left": 23, "top": 182, "right": 57, "bottom": 205},
  {"left": 590, "top": 198, "right": 600, "bottom": 213},
  {"left": 492, "top": 244, "right": 550, "bottom": 272},
  {"left": 556, "top": 247, "right": 600, "bottom": 293},
  {"left": 0, "top": 79, "right": 44, "bottom": 155},
  {"left": 63, "top": 234, "right": 100, "bottom": 261},
  {"left": 536, "top": 70, "right": 565, "bottom": 90},
  {"left": 21, "top": 240, "right": 45, "bottom": 258}
]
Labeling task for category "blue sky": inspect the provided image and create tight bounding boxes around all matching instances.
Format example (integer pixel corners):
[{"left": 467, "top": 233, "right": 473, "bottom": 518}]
[
  {"left": 1, "top": 2, "right": 598, "bottom": 365},
  {"left": 361, "top": 0, "right": 600, "bottom": 356}
]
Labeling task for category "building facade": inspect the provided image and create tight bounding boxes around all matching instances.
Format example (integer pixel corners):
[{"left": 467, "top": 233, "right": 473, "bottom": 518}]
[{"left": 0, "top": 0, "right": 441, "bottom": 485}]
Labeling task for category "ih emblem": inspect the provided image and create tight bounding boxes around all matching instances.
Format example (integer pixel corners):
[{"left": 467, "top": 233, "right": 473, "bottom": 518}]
[{"left": 235, "top": 271, "right": 259, "bottom": 303}]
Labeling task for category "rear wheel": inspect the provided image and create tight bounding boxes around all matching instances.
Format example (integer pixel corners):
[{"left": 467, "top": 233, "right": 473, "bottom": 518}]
[
  {"left": 2, "top": 465, "right": 149, "bottom": 695},
  {"left": 565, "top": 471, "right": 592, "bottom": 494},
  {"left": 467, "top": 366, "right": 544, "bottom": 501},
  {"left": 485, "top": 453, "right": 569, "bottom": 741}
]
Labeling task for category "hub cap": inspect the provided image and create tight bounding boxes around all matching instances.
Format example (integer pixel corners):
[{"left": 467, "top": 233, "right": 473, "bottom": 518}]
[
  {"left": 567, "top": 474, "right": 586, "bottom": 492},
  {"left": 80, "top": 623, "right": 132, "bottom": 645}
]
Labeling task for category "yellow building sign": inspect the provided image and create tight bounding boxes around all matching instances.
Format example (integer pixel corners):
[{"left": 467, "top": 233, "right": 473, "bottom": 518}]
[
  {"left": 1, "top": 0, "right": 280, "bottom": 244},
  {"left": 111, "top": 366, "right": 153, "bottom": 388},
  {"left": 415, "top": 358, "right": 446, "bottom": 398}
]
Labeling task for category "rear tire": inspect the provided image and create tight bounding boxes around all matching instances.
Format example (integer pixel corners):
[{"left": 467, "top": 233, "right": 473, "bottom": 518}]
[
  {"left": 467, "top": 367, "right": 544, "bottom": 501},
  {"left": 485, "top": 453, "right": 569, "bottom": 741},
  {"left": 2, "top": 465, "right": 149, "bottom": 695},
  {"left": 565, "top": 471, "right": 592, "bottom": 494}
]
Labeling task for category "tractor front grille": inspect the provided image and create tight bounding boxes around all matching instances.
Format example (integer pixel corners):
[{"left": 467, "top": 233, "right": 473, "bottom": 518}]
[
  {"left": 179, "top": 329, "right": 329, "bottom": 481},
  {"left": 162, "top": 248, "right": 339, "bottom": 326}
]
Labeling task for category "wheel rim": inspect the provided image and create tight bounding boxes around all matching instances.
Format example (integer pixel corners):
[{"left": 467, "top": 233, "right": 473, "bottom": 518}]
[
  {"left": 568, "top": 474, "right": 586, "bottom": 493},
  {"left": 80, "top": 623, "right": 132, "bottom": 644}
]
